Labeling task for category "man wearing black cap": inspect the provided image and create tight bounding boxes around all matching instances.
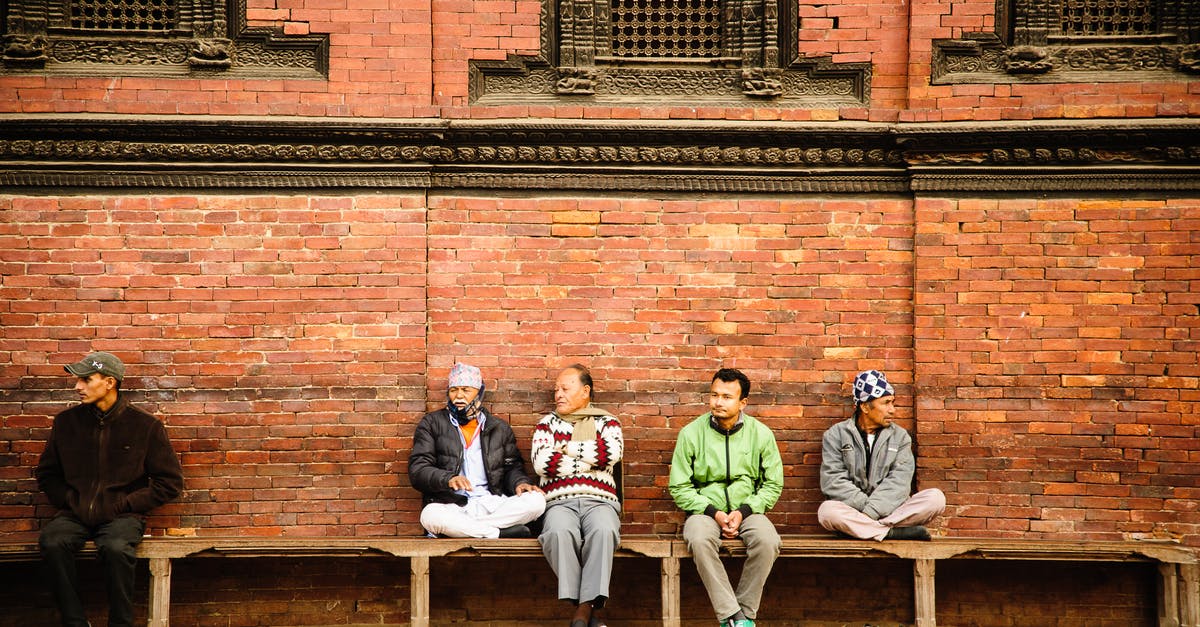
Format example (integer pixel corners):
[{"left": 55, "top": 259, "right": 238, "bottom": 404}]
[
  {"left": 817, "top": 369, "right": 945, "bottom": 541},
  {"left": 36, "top": 352, "right": 184, "bottom": 627}
]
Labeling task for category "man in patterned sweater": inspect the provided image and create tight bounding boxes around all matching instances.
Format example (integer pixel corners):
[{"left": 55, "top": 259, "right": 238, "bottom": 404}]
[{"left": 532, "top": 364, "right": 623, "bottom": 627}]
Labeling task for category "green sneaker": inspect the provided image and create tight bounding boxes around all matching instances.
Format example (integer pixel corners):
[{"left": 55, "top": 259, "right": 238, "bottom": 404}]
[{"left": 731, "top": 620, "right": 755, "bottom": 627}]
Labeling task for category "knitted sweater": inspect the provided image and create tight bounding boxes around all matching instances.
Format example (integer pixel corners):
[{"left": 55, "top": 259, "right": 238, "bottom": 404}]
[{"left": 531, "top": 408, "right": 622, "bottom": 504}]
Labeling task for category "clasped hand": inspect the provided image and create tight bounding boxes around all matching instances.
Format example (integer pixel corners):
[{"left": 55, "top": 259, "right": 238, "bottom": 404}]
[{"left": 713, "top": 509, "right": 743, "bottom": 538}]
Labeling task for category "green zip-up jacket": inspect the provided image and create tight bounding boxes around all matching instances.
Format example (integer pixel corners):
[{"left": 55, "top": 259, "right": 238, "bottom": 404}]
[{"left": 668, "top": 412, "right": 784, "bottom": 516}]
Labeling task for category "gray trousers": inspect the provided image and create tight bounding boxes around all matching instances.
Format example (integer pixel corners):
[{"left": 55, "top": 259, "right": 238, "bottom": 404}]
[
  {"left": 683, "top": 513, "right": 781, "bottom": 620},
  {"left": 538, "top": 497, "right": 621, "bottom": 606}
]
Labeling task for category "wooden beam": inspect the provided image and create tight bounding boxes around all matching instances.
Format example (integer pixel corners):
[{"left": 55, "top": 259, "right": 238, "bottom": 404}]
[
  {"left": 661, "top": 555, "right": 680, "bottom": 627},
  {"left": 147, "top": 557, "right": 171, "bottom": 627},
  {"left": 1159, "top": 563, "right": 1180, "bottom": 627},
  {"left": 410, "top": 555, "right": 430, "bottom": 627},
  {"left": 1180, "top": 563, "right": 1199, "bottom": 627},
  {"left": 913, "top": 558, "right": 936, "bottom": 627}
]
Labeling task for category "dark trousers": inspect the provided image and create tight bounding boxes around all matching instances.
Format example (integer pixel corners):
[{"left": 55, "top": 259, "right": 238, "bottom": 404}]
[{"left": 39, "top": 514, "right": 146, "bottom": 627}]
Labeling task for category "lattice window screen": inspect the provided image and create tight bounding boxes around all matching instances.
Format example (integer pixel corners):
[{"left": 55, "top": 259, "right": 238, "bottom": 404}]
[
  {"left": 1060, "top": 0, "right": 1156, "bottom": 36},
  {"left": 69, "top": 0, "right": 177, "bottom": 31},
  {"left": 610, "top": 0, "right": 723, "bottom": 58}
]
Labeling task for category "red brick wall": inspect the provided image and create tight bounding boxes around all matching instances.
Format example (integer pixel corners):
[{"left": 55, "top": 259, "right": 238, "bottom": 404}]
[
  {"left": 1, "top": 0, "right": 1195, "bottom": 120},
  {"left": 0, "top": 193, "right": 921, "bottom": 538},
  {"left": 1, "top": 192, "right": 1197, "bottom": 625},
  {"left": 4, "top": 191, "right": 1198, "bottom": 544},
  {"left": 425, "top": 195, "right": 916, "bottom": 533},
  {"left": 914, "top": 197, "right": 1200, "bottom": 541},
  {"left": 0, "top": 194, "right": 430, "bottom": 537}
]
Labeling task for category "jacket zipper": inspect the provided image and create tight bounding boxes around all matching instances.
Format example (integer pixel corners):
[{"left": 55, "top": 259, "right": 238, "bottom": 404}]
[
  {"left": 723, "top": 431, "right": 732, "bottom": 512},
  {"left": 87, "top": 415, "right": 108, "bottom": 523},
  {"left": 861, "top": 428, "right": 883, "bottom": 486}
]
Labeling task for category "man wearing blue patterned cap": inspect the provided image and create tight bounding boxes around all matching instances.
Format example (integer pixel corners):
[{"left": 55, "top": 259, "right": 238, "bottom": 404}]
[
  {"left": 408, "top": 363, "right": 545, "bottom": 538},
  {"left": 817, "top": 370, "right": 945, "bottom": 541}
]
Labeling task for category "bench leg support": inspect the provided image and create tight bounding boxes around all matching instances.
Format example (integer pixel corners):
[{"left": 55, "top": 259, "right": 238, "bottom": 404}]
[
  {"left": 1180, "top": 563, "right": 1199, "bottom": 627},
  {"left": 410, "top": 555, "right": 430, "bottom": 627},
  {"left": 1159, "top": 563, "right": 1181, "bottom": 627},
  {"left": 147, "top": 557, "right": 171, "bottom": 627},
  {"left": 913, "top": 558, "right": 936, "bottom": 627},
  {"left": 661, "top": 556, "right": 680, "bottom": 627}
]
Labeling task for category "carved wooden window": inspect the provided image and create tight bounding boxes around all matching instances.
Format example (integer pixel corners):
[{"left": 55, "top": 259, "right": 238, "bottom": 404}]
[
  {"left": 1009, "top": 0, "right": 1186, "bottom": 45},
  {"left": 932, "top": 0, "right": 1200, "bottom": 82},
  {"left": 1059, "top": 0, "right": 1156, "bottom": 37},
  {"left": 2, "top": 0, "right": 329, "bottom": 77},
  {"left": 469, "top": 0, "right": 871, "bottom": 105},
  {"left": 68, "top": 0, "right": 178, "bottom": 31},
  {"left": 610, "top": 0, "right": 723, "bottom": 58}
]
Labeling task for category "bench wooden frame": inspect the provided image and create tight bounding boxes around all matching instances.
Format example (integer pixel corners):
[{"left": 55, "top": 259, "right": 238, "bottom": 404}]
[{"left": 2, "top": 535, "right": 1196, "bottom": 627}]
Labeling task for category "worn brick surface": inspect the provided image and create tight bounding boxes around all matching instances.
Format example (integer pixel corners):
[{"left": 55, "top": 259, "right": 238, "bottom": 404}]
[
  {"left": 2, "top": 190, "right": 1196, "bottom": 625},
  {"left": 0, "top": 194, "right": 431, "bottom": 538},
  {"left": 914, "top": 197, "right": 1200, "bottom": 542}
]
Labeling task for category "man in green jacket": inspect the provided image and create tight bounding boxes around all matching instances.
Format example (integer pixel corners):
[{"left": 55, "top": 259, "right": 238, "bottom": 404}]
[{"left": 669, "top": 368, "right": 784, "bottom": 627}]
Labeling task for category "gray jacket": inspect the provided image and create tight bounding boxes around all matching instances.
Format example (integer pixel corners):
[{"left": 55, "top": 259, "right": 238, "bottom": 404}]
[{"left": 819, "top": 417, "right": 914, "bottom": 520}]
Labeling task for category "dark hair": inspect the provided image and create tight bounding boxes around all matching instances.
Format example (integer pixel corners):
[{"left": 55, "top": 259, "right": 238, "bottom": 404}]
[
  {"left": 565, "top": 363, "right": 593, "bottom": 400},
  {"left": 712, "top": 368, "right": 750, "bottom": 400}
]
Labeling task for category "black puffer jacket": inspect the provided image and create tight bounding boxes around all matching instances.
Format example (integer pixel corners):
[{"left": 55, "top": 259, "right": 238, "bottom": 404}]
[
  {"left": 36, "top": 394, "right": 184, "bottom": 528},
  {"left": 408, "top": 408, "right": 534, "bottom": 506}
]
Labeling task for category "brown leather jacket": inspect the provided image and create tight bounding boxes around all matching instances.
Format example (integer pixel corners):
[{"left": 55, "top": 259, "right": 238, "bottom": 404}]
[{"left": 36, "top": 394, "right": 184, "bottom": 527}]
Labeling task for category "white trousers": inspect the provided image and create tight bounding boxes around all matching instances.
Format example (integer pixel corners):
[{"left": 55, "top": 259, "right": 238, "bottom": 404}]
[
  {"left": 818, "top": 488, "right": 946, "bottom": 541},
  {"left": 420, "top": 492, "right": 546, "bottom": 538}
]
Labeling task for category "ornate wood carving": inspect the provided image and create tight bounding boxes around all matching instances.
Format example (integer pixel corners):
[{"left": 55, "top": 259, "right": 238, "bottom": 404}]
[
  {"left": 469, "top": 0, "right": 869, "bottom": 106},
  {"left": 933, "top": 0, "right": 1200, "bottom": 83},
  {"left": 1, "top": 0, "right": 328, "bottom": 77},
  {"left": 0, "top": 117, "right": 1197, "bottom": 193}
]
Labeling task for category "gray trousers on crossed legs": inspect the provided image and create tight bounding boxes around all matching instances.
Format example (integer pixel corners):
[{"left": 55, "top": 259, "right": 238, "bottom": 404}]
[{"left": 538, "top": 497, "right": 621, "bottom": 606}]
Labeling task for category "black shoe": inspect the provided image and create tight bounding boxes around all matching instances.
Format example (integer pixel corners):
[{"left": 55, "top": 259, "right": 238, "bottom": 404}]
[
  {"left": 498, "top": 524, "right": 531, "bottom": 538},
  {"left": 885, "top": 525, "right": 931, "bottom": 541}
]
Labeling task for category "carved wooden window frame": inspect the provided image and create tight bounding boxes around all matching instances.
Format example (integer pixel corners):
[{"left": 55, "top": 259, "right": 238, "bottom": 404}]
[
  {"left": 469, "top": 0, "right": 871, "bottom": 106},
  {"left": 932, "top": 0, "right": 1200, "bottom": 83},
  {"left": 1, "top": 0, "right": 329, "bottom": 78}
]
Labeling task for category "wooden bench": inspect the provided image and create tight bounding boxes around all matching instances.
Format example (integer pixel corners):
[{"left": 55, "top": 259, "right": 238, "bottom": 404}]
[
  {"left": 686, "top": 536, "right": 1200, "bottom": 627},
  {"left": 2, "top": 535, "right": 1196, "bottom": 627}
]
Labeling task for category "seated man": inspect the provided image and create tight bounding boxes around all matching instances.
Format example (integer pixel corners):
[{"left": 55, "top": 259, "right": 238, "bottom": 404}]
[
  {"left": 37, "top": 351, "right": 184, "bottom": 627},
  {"left": 669, "top": 368, "right": 783, "bottom": 627},
  {"left": 409, "top": 363, "right": 545, "bottom": 538},
  {"left": 818, "top": 369, "right": 946, "bottom": 541},
  {"left": 532, "top": 364, "right": 623, "bottom": 627}
]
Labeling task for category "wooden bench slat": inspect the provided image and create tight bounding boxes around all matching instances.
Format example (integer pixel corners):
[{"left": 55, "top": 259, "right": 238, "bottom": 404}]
[{"left": 2, "top": 535, "right": 1195, "bottom": 627}]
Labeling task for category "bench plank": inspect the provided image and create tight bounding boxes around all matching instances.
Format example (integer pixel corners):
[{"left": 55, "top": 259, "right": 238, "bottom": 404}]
[{"left": 1, "top": 535, "right": 1194, "bottom": 626}]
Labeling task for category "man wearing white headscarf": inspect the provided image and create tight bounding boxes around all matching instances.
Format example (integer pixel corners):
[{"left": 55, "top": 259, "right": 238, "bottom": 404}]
[
  {"left": 409, "top": 363, "right": 545, "bottom": 538},
  {"left": 818, "top": 370, "right": 946, "bottom": 541}
]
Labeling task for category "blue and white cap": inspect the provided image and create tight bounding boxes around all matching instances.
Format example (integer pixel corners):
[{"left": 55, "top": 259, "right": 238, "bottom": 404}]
[
  {"left": 852, "top": 369, "right": 893, "bottom": 404},
  {"left": 448, "top": 363, "right": 483, "bottom": 390}
]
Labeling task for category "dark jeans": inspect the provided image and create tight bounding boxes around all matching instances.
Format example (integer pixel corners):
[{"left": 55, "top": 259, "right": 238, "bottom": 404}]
[{"left": 39, "top": 514, "right": 146, "bottom": 627}]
